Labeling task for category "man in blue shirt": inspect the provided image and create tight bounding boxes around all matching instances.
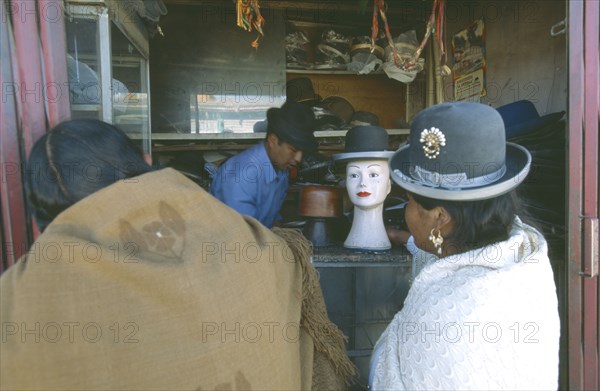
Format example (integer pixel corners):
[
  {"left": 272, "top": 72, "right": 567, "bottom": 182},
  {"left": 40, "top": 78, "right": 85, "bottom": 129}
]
[{"left": 210, "top": 102, "right": 317, "bottom": 227}]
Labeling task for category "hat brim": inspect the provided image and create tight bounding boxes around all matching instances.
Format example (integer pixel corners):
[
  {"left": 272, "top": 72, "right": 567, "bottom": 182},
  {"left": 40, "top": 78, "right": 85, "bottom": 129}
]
[
  {"left": 389, "top": 142, "right": 532, "bottom": 201},
  {"left": 333, "top": 151, "right": 395, "bottom": 163},
  {"left": 277, "top": 132, "right": 318, "bottom": 152},
  {"left": 295, "top": 95, "right": 322, "bottom": 105}
]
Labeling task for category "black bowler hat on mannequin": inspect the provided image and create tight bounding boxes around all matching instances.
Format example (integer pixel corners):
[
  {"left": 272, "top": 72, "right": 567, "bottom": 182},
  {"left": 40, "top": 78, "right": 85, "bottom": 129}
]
[
  {"left": 332, "top": 125, "right": 395, "bottom": 163},
  {"left": 389, "top": 101, "right": 532, "bottom": 201},
  {"left": 266, "top": 101, "right": 318, "bottom": 152}
]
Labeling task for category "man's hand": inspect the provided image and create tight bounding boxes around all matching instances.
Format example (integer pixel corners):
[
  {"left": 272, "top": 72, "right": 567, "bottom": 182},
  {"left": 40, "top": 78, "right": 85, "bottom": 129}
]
[{"left": 386, "top": 226, "right": 411, "bottom": 247}]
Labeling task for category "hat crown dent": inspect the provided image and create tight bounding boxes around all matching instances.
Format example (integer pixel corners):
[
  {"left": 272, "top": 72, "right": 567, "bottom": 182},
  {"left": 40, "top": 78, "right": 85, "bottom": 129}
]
[{"left": 409, "top": 102, "right": 506, "bottom": 180}]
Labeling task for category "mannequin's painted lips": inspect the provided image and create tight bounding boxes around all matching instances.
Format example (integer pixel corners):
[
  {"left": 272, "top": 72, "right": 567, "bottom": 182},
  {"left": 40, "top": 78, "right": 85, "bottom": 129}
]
[{"left": 357, "top": 192, "right": 371, "bottom": 197}]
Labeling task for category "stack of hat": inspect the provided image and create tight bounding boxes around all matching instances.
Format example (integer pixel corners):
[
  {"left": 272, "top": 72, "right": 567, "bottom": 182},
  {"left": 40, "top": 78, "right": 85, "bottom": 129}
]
[
  {"left": 286, "top": 78, "right": 358, "bottom": 131},
  {"left": 347, "top": 35, "right": 385, "bottom": 74},
  {"left": 349, "top": 111, "right": 380, "bottom": 127},
  {"left": 286, "top": 77, "right": 321, "bottom": 105},
  {"left": 315, "top": 96, "right": 355, "bottom": 130},
  {"left": 286, "top": 77, "right": 336, "bottom": 130},
  {"left": 315, "top": 30, "right": 351, "bottom": 69},
  {"left": 285, "top": 31, "right": 312, "bottom": 69},
  {"left": 349, "top": 36, "right": 385, "bottom": 60},
  {"left": 497, "top": 100, "right": 566, "bottom": 262}
]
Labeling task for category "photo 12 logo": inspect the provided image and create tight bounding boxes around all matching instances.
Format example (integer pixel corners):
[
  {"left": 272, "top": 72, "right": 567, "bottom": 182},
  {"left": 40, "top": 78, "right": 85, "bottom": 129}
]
[
  {"left": 2, "top": 321, "right": 140, "bottom": 344},
  {"left": 3, "top": 1, "right": 64, "bottom": 24},
  {"left": 201, "top": 321, "right": 300, "bottom": 344},
  {"left": 400, "top": 321, "right": 540, "bottom": 344}
]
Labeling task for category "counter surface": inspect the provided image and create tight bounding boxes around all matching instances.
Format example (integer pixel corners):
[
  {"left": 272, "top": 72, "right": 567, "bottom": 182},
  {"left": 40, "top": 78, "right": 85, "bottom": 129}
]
[{"left": 312, "top": 245, "right": 412, "bottom": 267}]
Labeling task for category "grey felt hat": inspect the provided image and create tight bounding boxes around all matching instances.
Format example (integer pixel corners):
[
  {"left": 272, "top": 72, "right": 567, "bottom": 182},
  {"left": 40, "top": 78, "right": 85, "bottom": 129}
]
[
  {"left": 333, "top": 125, "right": 394, "bottom": 162},
  {"left": 389, "top": 102, "right": 532, "bottom": 201}
]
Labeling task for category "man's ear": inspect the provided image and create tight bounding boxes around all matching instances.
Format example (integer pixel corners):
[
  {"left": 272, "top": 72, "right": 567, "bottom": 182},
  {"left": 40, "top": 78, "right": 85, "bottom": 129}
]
[{"left": 266, "top": 132, "right": 278, "bottom": 146}]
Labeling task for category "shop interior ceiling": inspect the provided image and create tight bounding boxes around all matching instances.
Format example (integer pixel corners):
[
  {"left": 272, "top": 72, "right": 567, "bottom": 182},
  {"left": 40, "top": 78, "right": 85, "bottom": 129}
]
[{"left": 162, "top": 0, "right": 430, "bottom": 30}]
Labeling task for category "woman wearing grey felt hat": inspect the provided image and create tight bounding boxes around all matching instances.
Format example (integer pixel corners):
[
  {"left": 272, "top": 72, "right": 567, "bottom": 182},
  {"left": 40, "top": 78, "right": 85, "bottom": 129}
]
[
  {"left": 370, "top": 102, "right": 560, "bottom": 390},
  {"left": 333, "top": 125, "right": 395, "bottom": 251}
]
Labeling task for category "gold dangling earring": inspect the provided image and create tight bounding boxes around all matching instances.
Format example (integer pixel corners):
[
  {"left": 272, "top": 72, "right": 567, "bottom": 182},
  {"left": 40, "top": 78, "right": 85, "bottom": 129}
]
[{"left": 429, "top": 228, "right": 444, "bottom": 255}]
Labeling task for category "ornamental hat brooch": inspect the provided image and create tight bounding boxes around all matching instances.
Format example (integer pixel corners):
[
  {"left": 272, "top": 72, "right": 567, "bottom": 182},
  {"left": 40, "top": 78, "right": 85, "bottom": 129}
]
[{"left": 420, "top": 126, "right": 446, "bottom": 159}]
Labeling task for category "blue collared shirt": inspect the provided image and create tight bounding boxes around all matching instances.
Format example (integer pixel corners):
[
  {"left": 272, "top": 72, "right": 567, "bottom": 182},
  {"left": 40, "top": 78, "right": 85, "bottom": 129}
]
[{"left": 210, "top": 142, "right": 288, "bottom": 228}]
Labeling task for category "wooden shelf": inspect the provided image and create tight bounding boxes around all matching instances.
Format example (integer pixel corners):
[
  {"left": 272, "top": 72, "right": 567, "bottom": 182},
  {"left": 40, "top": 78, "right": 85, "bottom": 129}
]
[
  {"left": 287, "top": 68, "right": 386, "bottom": 76},
  {"left": 151, "top": 128, "right": 409, "bottom": 141},
  {"left": 72, "top": 104, "right": 101, "bottom": 112},
  {"left": 151, "top": 132, "right": 263, "bottom": 141}
]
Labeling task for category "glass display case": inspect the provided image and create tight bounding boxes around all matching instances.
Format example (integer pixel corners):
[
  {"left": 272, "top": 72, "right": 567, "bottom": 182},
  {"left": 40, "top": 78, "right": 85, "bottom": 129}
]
[
  {"left": 322, "top": 268, "right": 411, "bottom": 387},
  {"left": 65, "top": 3, "right": 151, "bottom": 153},
  {"left": 313, "top": 249, "right": 412, "bottom": 390}
]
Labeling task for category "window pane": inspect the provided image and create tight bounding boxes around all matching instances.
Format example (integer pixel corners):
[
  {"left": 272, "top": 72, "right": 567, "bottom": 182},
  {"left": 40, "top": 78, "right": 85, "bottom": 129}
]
[
  {"left": 65, "top": 16, "right": 101, "bottom": 120},
  {"left": 111, "top": 23, "right": 149, "bottom": 151},
  {"left": 150, "top": 5, "right": 286, "bottom": 134}
]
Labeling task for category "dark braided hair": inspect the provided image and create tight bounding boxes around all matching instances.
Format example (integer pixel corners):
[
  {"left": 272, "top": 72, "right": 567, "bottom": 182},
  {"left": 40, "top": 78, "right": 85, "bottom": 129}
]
[{"left": 25, "top": 119, "right": 153, "bottom": 231}]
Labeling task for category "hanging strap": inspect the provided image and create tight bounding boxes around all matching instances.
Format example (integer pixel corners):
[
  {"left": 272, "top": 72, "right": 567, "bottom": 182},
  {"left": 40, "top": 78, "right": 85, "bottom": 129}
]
[
  {"left": 409, "top": 0, "right": 447, "bottom": 70},
  {"left": 372, "top": 0, "right": 400, "bottom": 66}
]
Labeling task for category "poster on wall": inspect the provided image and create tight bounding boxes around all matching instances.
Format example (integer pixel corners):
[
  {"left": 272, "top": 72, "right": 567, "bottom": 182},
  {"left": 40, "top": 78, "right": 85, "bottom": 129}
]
[{"left": 451, "top": 19, "right": 486, "bottom": 102}]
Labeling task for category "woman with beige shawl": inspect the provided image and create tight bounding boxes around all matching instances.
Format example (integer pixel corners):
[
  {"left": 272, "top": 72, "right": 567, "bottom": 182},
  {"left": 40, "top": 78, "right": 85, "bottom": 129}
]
[{"left": 0, "top": 119, "right": 354, "bottom": 390}]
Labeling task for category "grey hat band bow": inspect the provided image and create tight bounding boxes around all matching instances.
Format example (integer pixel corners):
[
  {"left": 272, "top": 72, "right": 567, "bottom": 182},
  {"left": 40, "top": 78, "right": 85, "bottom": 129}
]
[{"left": 406, "top": 164, "right": 507, "bottom": 189}]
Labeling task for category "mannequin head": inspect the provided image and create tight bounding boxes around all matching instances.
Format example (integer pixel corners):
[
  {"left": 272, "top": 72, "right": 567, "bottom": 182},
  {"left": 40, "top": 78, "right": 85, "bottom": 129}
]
[
  {"left": 332, "top": 126, "right": 394, "bottom": 250},
  {"left": 345, "top": 159, "right": 391, "bottom": 210}
]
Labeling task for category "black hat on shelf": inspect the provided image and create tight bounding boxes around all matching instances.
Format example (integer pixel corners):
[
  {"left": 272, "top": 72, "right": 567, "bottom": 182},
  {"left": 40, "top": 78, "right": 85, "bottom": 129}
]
[
  {"left": 253, "top": 120, "right": 268, "bottom": 133},
  {"left": 320, "top": 95, "right": 355, "bottom": 124},
  {"left": 350, "top": 111, "right": 380, "bottom": 126},
  {"left": 496, "top": 99, "right": 565, "bottom": 139},
  {"left": 286, "top": 77, "right": 321, "bottom": 106}
]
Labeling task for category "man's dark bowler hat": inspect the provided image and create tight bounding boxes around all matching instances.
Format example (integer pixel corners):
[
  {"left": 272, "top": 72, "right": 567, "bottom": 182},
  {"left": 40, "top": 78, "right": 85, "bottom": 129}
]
[{"left": 267, "top": 101, "right": 318, "bottom": 152}]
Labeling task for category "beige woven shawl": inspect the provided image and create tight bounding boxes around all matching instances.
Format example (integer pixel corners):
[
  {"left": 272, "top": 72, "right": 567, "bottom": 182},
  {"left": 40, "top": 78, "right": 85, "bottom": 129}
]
[{"left": 1, "top": 168, "right": 354, "bottom": 390}]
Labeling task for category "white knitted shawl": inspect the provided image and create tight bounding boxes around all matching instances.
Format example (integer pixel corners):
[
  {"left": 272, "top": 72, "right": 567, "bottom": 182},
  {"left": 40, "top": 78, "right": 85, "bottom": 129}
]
[{"left": 371, "top": 218, "right": 560, "bottom": 390}]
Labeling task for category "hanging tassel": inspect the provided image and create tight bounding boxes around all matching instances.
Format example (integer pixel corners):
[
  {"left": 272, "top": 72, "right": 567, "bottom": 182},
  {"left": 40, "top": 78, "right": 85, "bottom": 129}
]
[{"left": 236, "top": 0, "right": 265, "bottom": 49}]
